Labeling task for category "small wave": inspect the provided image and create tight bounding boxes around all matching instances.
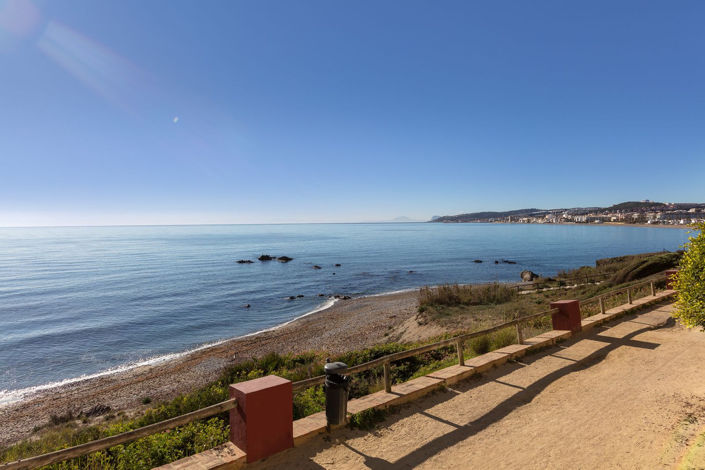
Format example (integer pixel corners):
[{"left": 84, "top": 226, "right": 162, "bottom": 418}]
[
  {"left": 363, "top": 288, "right": 417, "bottom": 298},
  {"left": 0, "top": 297, "right": 340, "bottom": 408}
]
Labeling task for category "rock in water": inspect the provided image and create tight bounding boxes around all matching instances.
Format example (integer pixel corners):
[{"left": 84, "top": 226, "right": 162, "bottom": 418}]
[
  {"left": 236, "top": 259, "right": 254, "bottom": 264},
  {"left": 313, "top": 265, "right": 322, "bottom": 269},
  {"left": 277, "top": 256, "right": 293, "bottom": 262},
  {"left": 473, "top": 259, "right": 483, "bottom": 263},
  {"left": 258, "top": 254, "right": 274, "bottom": 261},
  {"left": 520, "top": 270, "right": 540, "bottom": 281}
]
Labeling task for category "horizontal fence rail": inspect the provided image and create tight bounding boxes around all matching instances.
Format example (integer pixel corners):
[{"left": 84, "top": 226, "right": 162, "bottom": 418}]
[
  {"left": 580, "top": 275, "right": 666, "bottom": 311},
  {"left": 0, "top": 398, "right": 238, "bottom": 470},
  {"left": 293, "top": 308, "right": 559, "bottom": 392}
]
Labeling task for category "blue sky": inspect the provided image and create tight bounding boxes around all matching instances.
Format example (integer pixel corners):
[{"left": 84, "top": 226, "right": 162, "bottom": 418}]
[{"left": 1, "top": 0, "right": 704, "bottom": 226}]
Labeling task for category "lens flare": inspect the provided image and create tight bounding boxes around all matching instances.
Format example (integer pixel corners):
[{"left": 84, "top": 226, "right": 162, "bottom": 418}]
[
  {"left": 36, "top": 20, "right": 144, "bottom": 111},
  {"left": 0, "top": 0, "right": 40, "bottom": 37}
]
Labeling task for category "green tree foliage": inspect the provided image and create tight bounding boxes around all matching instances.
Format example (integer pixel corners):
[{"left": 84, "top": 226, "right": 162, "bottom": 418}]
[{"left": 674, "top": 222, "right": 705, "bottom": 328}]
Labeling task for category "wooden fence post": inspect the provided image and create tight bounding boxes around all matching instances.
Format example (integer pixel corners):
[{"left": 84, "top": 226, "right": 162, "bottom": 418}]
[
  {"left": 456, "top": 339, "right": 465, "bottom": 366},
  {"left": 627, "top": 289, "right": 632, "bottom": 304},
  {"left": 515, "top": 323, "right": 524, "bottom": 345},
  {"left": 383, "top": 361, "right": 392, "bottom": 393},
  {"left": 599, "top": 297, "right": 605, "bottom": 314},
  {"left": 650, "top": 281, "right": 655, "bottom": 296}
]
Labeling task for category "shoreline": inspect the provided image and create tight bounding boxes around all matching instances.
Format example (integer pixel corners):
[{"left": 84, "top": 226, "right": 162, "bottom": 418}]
[{"left": 0, "top": 289, "right": 422, "bottom": 447}]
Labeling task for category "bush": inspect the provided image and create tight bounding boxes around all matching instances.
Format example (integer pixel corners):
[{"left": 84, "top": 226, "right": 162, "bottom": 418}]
[
  {"left": 470, "top": 335, "right": 491, "bottom": 355},
  {"left": 674, "top": 223, "right": 705, "bottom": 328},
  {"left": 490, "top": 328, "right": 517, "bottom": 350},
  {"left": 419, "top": 283, "right": 516, "bottom": 309}
]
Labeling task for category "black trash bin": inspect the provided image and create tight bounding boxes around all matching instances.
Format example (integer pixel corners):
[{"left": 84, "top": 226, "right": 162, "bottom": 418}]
[{"left": 324, "top": 361, "right": 350, "bottom": 426}]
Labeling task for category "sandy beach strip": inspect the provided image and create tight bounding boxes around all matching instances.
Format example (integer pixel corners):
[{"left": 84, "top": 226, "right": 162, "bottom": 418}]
[{"left": 0, "top": 290, "right": 420, "bottom": 448}]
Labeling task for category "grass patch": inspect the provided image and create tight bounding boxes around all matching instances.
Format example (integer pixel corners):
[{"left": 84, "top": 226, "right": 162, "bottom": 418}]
[{"left": 419, "top": 283, "right": 516, "bottom": 310}]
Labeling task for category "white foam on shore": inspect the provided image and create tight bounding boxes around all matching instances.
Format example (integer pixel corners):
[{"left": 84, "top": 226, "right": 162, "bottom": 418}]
[
  {"left": 363, "top": 288, "right": 417, "bottom": 298},
  {"left": 0, "top": 297, "right": 340, "bottom": 408}
]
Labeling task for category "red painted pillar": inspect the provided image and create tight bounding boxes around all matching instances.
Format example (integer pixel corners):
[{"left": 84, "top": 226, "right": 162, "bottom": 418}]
[
  {"left": 229, "top": 375, "right": 293, "bottom": 463},
  {"left": 665, "top": 269, "right": 679, "bottom": 290},
  {"left": 550, "top": 300, "right": 582, "bottom": 333}
]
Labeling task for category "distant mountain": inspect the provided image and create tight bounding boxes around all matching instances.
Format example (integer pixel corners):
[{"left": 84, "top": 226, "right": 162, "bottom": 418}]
[
  {"left": 431, "top": 208, "right": 546, "bottom": 223},
  {"left": 608, "top": 201, "right": 667, "bottom": 211}
]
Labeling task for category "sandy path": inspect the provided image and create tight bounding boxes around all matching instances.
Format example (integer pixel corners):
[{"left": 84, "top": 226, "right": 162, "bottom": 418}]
[{"left": 252, "top": 303, "right": 705, "bottom": 469}]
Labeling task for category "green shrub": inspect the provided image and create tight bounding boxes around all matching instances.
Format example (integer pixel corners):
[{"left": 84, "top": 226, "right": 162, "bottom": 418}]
[
  {"left": 470, "top": 335, "right": 491, "bottom": 355},
  {"left": 490, "top": 328, "right": 517, "bottom": 350},
  {"left": 674, "top": 223, "right": 705, "bottom": 328}
]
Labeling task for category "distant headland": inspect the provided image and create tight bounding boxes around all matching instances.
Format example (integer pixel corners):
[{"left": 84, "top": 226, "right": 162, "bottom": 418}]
[{"left": 430, "top": 200, "right": 705, "bottom": 227}]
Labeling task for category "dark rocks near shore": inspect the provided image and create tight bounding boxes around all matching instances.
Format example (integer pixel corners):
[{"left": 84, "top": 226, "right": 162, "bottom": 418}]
[
  {"left": 313, "top": 265, "right": 322, "bottom": 270},
  {"left": 521, "top": 270, "right": 540, "bottom": 281},
  {"left": 84, "top": 404, "right": 111, "bottom": 417},
  {"left": 288, "top": 296, "right": 296, "bottom": 300},
  {"left": 258, "top": 255, "right": 275, "bottom": 261},
  {"left": 473, "top": 259, "right": 483, "bottom": 263},
  {"left": 502, "top": 259, "right": 517, "bottom": 264},
  {"left": 318, "top": 293, "right": 325, "bottom": 297},
  {"left": 296, "top": 294, "right": 304, "bottom": 298},
  {"left": 236, "top": 259, "right": 254, "bottom": 264},
  {"left": 494, "top": 260, "right": 499, "bottom": 264},
  {"left": 277, "top": 256, "right": 293, "bottom": 263}
]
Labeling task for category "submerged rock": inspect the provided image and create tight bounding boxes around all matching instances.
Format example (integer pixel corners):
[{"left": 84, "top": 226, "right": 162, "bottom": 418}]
[
  {"left": 288, "top": 296, "right": 296, "bottom": 300},
  {"left": 502, "top": 259, "right": 517, "bottom": 264},
  {"left": 243, "top": 304, "right": 251, "bottom": 308},
  {"left": 258, "top": 254, "right": 274, "bottom": 261},
  {"left": 277, "top": 256, "right": 293, "bottom": 262},
  {"left": 473, "top": 259, "right": 483, "bottom": 263},
  {"left": 313, "top": 265, "right": 322, "bottom": 270},
  {"left": 236, "top": 259, "right": 254, "bottom": 264},
  {"left": 296, "top": 294, "right": 304, "bottom": 298},
  {"left": 334, "top": 263, "right": 342, "bottom": 267}
]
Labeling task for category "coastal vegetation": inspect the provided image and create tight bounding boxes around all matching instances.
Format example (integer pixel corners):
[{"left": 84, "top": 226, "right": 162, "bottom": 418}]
[
  {"left": 674, "top": 222, "right": 705, "bottom": 328},
  {"left": 0, "top": 251, "right": 681, "bottom": 469}
]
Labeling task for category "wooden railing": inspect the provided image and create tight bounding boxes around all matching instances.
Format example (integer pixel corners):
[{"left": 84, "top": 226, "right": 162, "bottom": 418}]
[
  {"left": 579, "top": 276, "right": 664, "bottom": 316},
  {"left": 292, "top": 307, "right": 558, "bottom": 393},
  {"left": 0, "top": 399, "right": 237, "bottom": 470},
  {"left": 293, "top": 273, "right": 670, "bottom": 394},
  {"left": 1, "top": 272, "right": 673, "bottom": 470}
]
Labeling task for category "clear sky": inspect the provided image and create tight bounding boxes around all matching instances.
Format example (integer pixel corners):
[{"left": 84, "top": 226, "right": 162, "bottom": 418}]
[{"left": 1, "top": 0, "right": 704, "bottom": 226}]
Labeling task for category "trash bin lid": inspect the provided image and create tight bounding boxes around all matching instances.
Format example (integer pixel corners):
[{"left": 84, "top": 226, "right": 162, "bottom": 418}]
[{"left": 324, "top": 361, "right": 348, "bottom": 375}]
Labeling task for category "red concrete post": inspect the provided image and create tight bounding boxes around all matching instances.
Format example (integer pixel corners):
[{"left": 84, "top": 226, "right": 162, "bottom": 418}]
[
  {"left": 549, "top": 300, "right": 582, "bottom": 333},
  {"left": 665, "top": 269, "right": 679, "bottom": 290},
  {"left": 229, "top": 375, "right": 293, "bottom": 463}
]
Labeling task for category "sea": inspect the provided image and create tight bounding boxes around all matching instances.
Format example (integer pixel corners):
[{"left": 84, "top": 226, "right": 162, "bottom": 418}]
[{"left": 0, "top": 223, "right": 690, "bottom": 405}]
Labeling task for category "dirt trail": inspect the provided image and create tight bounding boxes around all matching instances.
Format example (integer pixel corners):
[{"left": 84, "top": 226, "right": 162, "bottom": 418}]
[{"left": 252, "top": 303, "right": 705, "bottom": 469}]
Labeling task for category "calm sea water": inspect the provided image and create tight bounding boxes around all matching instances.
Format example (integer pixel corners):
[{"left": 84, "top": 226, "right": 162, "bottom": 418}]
[{"left": 0, "top": 223, "right": 690, "bottom": 403}]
